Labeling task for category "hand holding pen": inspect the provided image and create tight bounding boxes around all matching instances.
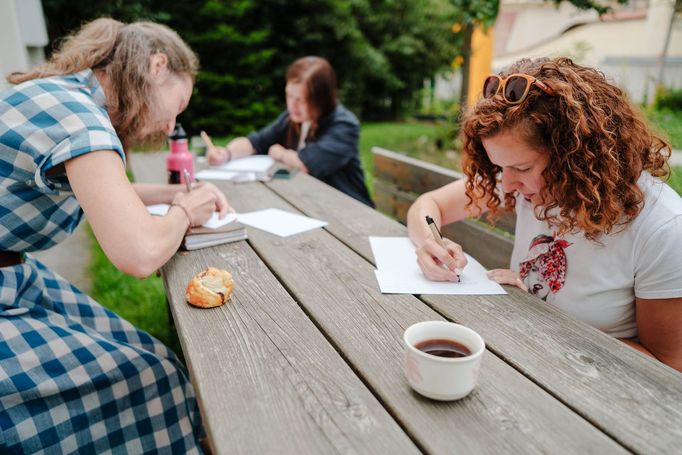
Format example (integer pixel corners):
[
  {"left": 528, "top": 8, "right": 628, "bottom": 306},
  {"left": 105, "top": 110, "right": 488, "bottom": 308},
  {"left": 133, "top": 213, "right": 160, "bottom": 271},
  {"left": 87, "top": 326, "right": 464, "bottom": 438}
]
[
  {"left": 420, "top": 215, "right": 466, "bottom": 282},
  {"left": 201, "top": 130, "right": 232, "bottom": 166}
]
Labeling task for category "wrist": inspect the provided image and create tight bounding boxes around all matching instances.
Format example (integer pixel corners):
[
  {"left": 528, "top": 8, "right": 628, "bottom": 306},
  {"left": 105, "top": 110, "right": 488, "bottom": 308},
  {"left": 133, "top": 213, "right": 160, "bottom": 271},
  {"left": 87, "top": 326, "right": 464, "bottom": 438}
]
[
  {"left": 171, "top": 202, "right": 192, "bottom": 230},
  {"left": 225, "top": 147, "right": 232, "bottom": 162}
]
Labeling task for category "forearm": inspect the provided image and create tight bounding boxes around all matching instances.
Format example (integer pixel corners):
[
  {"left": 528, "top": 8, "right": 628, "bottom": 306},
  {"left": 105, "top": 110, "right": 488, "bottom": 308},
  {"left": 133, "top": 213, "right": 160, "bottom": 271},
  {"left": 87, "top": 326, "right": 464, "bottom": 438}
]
[
  {"left": 116, "top": 207, "right": 189, "bottom": 277},
  {"left": 133, "top": 183, "right": 186, "bottom": 205},
  {"left": 407, "top": 194, "right": 445, "bottom": 247},
  {"left": 207, "top": 136, "right": 255, "bottom": 165},
  {"left": 226, "top": 137, "right": 256, "bottom": 160},
  {"left": 619, "top": 338, "right": 655, "bottom": 357},
  {"left": 620, "top": 338, "right": 682, "bottom": 372}
]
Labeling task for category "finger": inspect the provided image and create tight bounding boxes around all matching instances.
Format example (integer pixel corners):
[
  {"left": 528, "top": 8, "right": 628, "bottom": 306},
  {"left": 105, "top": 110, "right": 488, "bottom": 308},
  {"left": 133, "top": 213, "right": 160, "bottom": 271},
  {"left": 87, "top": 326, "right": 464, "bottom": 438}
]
[
  {"left": 216, "top": 196, "right": 230, "bottom": 218},
  {"left": 417, "top": 253, "right": 459, "bottom": 282},
  {"left": 487, "top": 270, "right": 526, "bottom": 290},
  {"left": 445, "top": 241, "right": 467, "bottom": 272},
  {"left": 424, "top": 238, "right": 452, "bottom": 264}
]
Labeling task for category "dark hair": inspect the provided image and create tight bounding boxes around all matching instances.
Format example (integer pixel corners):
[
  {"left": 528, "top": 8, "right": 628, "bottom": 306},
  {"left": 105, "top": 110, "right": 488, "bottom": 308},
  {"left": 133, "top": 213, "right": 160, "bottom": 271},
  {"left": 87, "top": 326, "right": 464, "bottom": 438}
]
[
  {"left": 461, "top": 57, "right": 670, "bottom": 241},
  {"left": 8, "top": 18, "right": 198, "bottom": 148},
  {"left": 285, "top": 56, "right": 337, "bottom": 141}
]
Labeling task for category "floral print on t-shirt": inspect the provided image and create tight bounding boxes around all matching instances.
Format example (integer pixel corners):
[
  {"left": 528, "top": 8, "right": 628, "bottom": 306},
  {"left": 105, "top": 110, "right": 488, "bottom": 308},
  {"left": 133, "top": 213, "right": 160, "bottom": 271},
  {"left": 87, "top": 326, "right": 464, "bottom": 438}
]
[{"left": 519, "top": 234, "right": 572, "bottom": 302}]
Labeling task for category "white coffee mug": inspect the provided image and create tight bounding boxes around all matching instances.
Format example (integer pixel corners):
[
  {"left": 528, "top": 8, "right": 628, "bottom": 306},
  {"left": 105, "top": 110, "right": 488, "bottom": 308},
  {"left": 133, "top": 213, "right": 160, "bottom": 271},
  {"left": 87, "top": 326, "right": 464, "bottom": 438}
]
[{"left": 403, "top": 321, "right": 485, "bottom": 401}]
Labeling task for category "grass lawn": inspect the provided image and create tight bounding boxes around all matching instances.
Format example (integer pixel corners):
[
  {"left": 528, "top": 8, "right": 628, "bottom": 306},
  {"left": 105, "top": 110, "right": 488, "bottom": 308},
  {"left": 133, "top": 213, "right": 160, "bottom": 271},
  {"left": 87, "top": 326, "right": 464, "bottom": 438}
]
[
  {"left": 645, "top": 108, "right": 682, "bottom": 149},
  {"left": 90, "top": 119, "right": 681, "bottom": 353},
  {"left": 88, "top": 228, "right": 182, "bottom": 355}
]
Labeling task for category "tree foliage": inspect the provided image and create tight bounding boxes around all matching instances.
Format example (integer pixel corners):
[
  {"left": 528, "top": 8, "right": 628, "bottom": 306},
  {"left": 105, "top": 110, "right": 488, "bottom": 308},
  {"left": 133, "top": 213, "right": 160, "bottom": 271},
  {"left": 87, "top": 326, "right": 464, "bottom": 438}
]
[
  {"left": 41, "top": 0, "right": 634, "bottom": 133},
  {"left": 42, "top": 0, "right": 459, "bottom": 134}
]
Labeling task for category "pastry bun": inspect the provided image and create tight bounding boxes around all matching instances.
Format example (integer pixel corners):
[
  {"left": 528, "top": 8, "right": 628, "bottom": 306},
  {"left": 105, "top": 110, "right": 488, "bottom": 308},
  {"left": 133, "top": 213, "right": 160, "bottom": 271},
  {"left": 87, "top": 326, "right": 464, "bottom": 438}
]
[{"left": 186, "top": 267, "right": 234, "bottom": 308}]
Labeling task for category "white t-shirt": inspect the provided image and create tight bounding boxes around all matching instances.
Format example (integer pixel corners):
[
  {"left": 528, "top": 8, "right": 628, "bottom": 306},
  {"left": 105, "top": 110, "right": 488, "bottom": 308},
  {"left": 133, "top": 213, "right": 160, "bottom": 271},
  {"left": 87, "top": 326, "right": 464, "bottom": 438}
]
[{"left": 510, "top": 172, "right": 682, "bottom": 338}]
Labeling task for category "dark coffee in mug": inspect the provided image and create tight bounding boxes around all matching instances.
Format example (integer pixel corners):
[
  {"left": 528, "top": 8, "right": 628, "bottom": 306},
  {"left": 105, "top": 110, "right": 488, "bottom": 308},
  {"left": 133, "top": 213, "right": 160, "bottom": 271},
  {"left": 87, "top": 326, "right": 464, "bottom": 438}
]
[{"left": 415, "top": 338, "right": 471, "bottom": 358}]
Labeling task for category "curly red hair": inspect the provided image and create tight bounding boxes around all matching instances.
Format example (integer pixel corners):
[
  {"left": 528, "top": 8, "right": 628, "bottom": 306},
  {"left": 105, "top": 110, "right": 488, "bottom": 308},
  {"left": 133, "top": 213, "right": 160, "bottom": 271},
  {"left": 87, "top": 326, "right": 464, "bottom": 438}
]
[{"left": 461, "top": 57, "right": 671, "bottom": 240}]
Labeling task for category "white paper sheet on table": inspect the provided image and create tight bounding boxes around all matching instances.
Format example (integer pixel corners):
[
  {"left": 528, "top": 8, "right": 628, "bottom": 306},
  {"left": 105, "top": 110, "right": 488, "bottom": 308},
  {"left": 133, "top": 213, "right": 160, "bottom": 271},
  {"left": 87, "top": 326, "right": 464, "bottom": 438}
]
[
  {"left": 369, "top": 236, "right": 507, "bottom": 295},
  {"left": 236, "top": 208, "right": 327, "bottom": 237},
  {"left": 195, "top": 169, "right": 257, "bottom": 182},
  {"left": 215, "top": 155, "right": 274, "bottom": 173},
  {"left": 146, "top": 204, "right": 238, "bottom": 229}
]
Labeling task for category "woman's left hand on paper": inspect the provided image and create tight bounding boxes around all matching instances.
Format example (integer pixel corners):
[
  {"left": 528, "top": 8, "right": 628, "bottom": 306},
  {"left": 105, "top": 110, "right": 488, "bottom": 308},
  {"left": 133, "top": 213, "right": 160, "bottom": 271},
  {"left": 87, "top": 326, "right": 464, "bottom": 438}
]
[{"left": 486, "top": 269, "right": 527, "bottom": 291}]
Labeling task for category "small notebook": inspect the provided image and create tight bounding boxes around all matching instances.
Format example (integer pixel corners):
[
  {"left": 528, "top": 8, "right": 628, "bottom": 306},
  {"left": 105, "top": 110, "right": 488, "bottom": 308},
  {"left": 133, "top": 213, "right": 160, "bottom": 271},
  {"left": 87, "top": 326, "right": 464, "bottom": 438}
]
[
  {"left": 183, "top": 221, "right": 248, "bottom": 250},
  {"left": 146, "top": 205, "right": 248, "bottom": 250}
]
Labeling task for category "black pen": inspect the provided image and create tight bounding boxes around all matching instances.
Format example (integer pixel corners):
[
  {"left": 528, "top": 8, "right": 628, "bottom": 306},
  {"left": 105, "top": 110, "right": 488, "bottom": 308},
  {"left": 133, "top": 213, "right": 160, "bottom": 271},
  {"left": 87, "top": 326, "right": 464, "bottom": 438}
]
[{"left": 425, "top": 215, "right": 461, "bottom": 282}]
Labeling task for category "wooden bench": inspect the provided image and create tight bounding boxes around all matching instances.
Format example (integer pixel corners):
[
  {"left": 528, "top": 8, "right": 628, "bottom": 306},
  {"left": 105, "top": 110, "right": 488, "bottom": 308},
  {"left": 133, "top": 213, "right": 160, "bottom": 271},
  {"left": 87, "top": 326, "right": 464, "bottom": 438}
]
[{"left": 372, "top": 146, "right": 515, "bottom": 270}]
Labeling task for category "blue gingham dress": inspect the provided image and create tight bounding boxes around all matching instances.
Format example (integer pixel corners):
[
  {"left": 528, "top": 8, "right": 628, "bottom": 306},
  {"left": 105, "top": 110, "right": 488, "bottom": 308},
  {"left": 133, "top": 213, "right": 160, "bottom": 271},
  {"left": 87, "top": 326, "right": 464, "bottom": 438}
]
[{"left": 0, "top": 70, "right": 203, "bottom": 453}]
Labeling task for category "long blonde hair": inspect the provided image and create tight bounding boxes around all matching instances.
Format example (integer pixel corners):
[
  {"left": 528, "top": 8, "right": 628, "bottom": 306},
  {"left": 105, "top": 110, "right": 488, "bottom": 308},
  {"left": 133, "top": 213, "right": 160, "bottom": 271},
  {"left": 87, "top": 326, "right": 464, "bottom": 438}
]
[{"left": 8, "top": 18, "right": 198, "bottom": 148}]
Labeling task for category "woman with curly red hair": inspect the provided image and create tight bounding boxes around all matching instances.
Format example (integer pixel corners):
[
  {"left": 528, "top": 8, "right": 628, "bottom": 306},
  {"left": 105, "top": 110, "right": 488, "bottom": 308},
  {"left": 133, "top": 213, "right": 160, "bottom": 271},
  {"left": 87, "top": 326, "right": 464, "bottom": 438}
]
[{"left": 407, "top": 57, "right": 682, "bottom": 371}]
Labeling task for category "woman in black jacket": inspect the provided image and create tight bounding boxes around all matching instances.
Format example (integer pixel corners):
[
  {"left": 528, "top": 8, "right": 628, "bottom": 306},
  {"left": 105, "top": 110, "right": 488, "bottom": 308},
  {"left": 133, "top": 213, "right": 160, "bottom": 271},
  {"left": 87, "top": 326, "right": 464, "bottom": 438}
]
[{"left": 207, "top": 56, "right": 374, "bottom": 207}]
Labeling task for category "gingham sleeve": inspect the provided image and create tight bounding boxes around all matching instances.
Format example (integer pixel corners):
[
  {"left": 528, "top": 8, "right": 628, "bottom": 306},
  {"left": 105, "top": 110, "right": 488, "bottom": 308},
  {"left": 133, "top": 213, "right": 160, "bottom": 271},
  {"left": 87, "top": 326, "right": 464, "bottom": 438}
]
[{"left": 32, "top": 93, "right": 126, "bottom": 193}]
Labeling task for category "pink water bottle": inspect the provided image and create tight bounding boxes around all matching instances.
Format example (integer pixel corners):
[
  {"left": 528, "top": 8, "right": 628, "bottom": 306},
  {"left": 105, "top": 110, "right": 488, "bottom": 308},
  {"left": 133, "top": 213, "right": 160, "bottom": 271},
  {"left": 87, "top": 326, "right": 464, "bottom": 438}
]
[{"left": 167, "top": 122, "right": 194, "bottom": 184}]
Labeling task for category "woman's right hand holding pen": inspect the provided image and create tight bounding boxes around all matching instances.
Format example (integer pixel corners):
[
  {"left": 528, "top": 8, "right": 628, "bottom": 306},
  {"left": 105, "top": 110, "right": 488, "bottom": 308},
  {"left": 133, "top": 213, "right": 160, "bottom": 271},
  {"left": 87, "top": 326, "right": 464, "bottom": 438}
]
[
  {"left": 171, "top": 184, "right": 231, "bottom": 227},
  {"left": 202, "top": 130, "right": 231, "bottom": 166},
  {"left": 415, "top": 234, "right": 467, "bottom": 282}
]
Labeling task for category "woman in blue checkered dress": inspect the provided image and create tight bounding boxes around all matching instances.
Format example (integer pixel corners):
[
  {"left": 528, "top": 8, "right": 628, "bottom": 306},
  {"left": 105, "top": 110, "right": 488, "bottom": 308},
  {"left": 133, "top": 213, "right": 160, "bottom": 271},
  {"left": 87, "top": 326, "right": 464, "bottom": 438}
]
[{"left": 0, "top": 19, "right": 231, "bottom": 453}]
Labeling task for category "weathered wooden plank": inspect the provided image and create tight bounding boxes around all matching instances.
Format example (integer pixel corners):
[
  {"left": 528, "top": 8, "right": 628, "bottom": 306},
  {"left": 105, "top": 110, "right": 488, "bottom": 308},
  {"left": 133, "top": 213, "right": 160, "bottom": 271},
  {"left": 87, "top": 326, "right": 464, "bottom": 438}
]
[
  {"left": 265, "top": 170, "right": 682, "bottom": 455},
  {"left": 162, "top": 244, "right": 420, "bottom": 455},
  {"left": 228, "top": 178, "right": 626, "bottom": 454},
  {"left": 130, "top": 153, "right": 420, "bottom": 454},
  {"left": 372, "top": 146, "right": 462, "bottom": 193}
]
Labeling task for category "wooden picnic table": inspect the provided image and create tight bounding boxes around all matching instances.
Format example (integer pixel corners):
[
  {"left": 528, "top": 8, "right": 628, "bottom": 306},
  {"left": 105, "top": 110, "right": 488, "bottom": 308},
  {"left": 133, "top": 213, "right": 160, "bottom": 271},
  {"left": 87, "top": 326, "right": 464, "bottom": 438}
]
[{"left": 131, "top": 152, "right": 681, "bottom": 455}]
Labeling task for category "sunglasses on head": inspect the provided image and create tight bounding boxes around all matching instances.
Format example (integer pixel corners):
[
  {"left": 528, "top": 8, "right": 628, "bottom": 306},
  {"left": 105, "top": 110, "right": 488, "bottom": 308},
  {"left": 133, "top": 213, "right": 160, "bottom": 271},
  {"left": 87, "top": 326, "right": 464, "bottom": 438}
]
[{"left": 483, "top": 73, "right": 555, "bottom": 104}]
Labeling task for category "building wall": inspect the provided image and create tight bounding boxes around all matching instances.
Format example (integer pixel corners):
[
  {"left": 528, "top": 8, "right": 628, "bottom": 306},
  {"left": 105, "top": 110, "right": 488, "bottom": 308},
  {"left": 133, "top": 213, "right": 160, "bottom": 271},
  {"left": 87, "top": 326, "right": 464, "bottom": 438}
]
[
  {"left": 0, "top": 0, "right": 47, "bottom": 90},
  {"left": 493, "top": 2, "right": 681, "bottom": 104},
  {"left": 433, "top": 1, "right": 681, "bottom": 105}
]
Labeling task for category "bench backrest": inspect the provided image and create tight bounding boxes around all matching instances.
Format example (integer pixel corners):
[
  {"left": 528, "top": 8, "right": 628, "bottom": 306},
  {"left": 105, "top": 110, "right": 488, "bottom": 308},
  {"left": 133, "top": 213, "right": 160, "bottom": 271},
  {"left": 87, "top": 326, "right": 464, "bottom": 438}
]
[{"left": 372, "top": 146, "right": 516, "bottom": 270}]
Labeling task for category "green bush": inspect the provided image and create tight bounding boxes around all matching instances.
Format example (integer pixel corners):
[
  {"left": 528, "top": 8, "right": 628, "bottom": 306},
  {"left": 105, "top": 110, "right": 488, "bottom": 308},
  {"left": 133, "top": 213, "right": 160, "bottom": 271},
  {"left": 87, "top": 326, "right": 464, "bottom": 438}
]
[{"left": 655, "top": 87, "right": 682, "bottom": 111}]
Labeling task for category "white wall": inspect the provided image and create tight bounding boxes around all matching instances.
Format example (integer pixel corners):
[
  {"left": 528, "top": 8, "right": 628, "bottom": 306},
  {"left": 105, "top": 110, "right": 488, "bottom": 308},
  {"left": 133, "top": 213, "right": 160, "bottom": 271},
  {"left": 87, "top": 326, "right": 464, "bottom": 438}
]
[
  {"left": 0, "top": 0, "right": 47, "bottom": 90},
  {"left": 492, "top": 1, "right": 681, "bottom": 104}
]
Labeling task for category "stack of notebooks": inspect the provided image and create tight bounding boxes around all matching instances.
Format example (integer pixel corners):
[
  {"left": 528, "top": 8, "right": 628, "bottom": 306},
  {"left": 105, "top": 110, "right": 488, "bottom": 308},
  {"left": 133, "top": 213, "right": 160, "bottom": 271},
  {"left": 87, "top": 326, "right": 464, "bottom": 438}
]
[
  {"left": 183, "top": 220, "right": 247, "bottom": 250},
  {"left": 146, "top": 205, "right": 247, "bottom": 250}
]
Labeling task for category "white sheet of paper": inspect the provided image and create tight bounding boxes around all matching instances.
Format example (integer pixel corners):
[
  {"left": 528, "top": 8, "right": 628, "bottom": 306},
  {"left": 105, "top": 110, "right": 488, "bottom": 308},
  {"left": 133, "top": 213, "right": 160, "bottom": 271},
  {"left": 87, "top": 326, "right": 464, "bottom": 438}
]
[
  {"left": 146, "top": 204, "right": 171, "bottom": 217},
  {"left": 369, "top": 236, "right": 507, "bottom": 295},
  {"left": 202, "top": 212, "right": 238, "bottom": 229},
  {"left": 146, "top": 204, "right": 237, "bottom": 229},
  {"left": 237, "top": 208, "right": 327, "bottom": 237},
  {"left": 195, "top": 169, "right": 257, "bottom": 182},
  {"left": 215, "top": 155, "right": 274, "bottom": 173}
]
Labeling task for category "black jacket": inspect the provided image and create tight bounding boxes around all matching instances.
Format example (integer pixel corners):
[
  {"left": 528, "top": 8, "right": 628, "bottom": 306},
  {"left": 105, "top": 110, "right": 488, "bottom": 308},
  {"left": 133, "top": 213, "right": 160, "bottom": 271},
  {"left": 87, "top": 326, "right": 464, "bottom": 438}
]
[{"left": 247, "top": 104, "right": 374, "bottom": 207}]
